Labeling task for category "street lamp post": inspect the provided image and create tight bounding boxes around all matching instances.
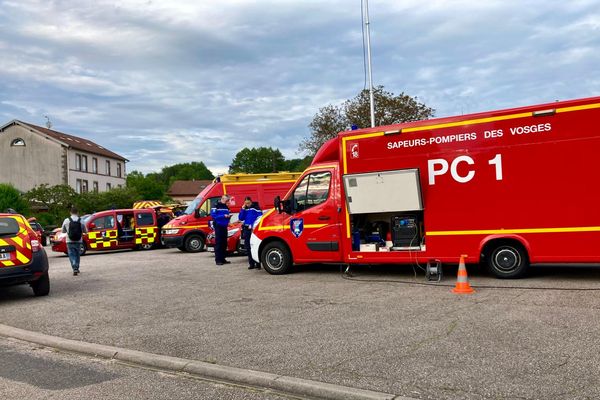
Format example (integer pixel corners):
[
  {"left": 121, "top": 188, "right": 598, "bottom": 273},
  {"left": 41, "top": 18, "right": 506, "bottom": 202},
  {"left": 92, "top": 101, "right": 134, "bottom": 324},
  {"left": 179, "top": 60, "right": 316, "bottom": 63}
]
[{"left": 364, "top": 0, "right": 375, "bottom": 128}]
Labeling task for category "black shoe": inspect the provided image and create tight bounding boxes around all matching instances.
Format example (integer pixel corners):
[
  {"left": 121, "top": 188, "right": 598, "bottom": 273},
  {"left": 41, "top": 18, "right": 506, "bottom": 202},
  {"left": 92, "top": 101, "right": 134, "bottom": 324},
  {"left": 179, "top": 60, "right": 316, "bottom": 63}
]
[
  {"left": 216, "top": 262, "right": 224, "bottom": 266},
  {"left": 223, "top": 260, "right": 231, "bottom": 264},
  {"left": 256, "top": 265, "right": 261, "bottom": 270},
  {"left": 73, "top": 270, "right": 79, "bottom": 276},
  {"left": 248, "top": 265, "right": 255, "bottom": 270}
]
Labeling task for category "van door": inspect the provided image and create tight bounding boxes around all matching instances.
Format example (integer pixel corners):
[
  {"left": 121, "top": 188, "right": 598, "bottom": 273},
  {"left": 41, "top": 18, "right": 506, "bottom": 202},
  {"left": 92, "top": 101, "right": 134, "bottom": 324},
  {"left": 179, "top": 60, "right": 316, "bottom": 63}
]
[
  {"left": 134, "top": 210, "right": 157, "bottom": 249},
  {"left": 87, "top": 213, "right": 118, "bottom": 250},
  {"left": 288, "top": 169, "right": 342, "bottom": 263}
]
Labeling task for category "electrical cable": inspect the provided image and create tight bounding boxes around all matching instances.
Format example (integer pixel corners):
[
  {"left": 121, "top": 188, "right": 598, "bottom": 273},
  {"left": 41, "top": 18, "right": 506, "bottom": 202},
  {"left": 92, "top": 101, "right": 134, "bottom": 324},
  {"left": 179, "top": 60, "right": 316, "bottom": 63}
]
[{"left": 341, "top": 271, "right": 600, "bottom": 291}]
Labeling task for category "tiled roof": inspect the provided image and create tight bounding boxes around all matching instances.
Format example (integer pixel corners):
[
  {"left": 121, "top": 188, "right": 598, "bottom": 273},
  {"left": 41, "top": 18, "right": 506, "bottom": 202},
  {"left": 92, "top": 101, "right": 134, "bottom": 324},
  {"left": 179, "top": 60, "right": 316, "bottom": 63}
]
[
  {"left": 15, "top": 121, "right": 127, "bottom": 161},
  {"left": 168, "top": 180, "right": 213, "bottom": 196}
]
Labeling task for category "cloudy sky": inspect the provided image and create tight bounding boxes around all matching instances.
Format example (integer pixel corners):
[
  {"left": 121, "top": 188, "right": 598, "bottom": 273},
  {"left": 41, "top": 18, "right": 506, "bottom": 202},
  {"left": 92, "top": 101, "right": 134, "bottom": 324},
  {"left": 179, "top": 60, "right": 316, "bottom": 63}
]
[{"left": 1, "top": 0, "right": 599, "bottom": 174}]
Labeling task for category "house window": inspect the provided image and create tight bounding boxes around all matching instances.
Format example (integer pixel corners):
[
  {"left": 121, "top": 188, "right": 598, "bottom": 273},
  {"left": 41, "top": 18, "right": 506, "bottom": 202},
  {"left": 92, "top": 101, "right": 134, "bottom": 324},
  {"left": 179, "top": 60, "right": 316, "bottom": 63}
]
[
  {"left": 93, "top": 181, "right": 99, "bottom": 192},
  {"left": 76, "top": 154, "right": 82, "bottom": 171},
  {"left": 92, "top": 158, "right": 98, "bottom": 174},
  {"left": 82, "top": 155, "right": 88, "bottom": 172},
  {"left": 117, "top": 163, "right": 122, "bottom": 178},
  {"left": 82, "top": 180, "right": 88, "bottom": 193},
  {"left": 10, "top": 138, "right": 25, "bottom": 146},
  {"left": 106, "top": 182, "right": 112, "bottom": 191},
  {"left": 105, "top": 160, "right": 111, "bottom": 176},
  {"left": 76, "top": 179, "right": 82, "bottom": 194}
]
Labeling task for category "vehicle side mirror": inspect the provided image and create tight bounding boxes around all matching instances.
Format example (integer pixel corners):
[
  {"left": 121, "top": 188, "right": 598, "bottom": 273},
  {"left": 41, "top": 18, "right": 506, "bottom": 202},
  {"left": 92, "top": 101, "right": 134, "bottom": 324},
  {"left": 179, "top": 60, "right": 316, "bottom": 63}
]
[
  {"left": 274, "top": 196, "right": 282, "bottom": 213},
  {"left": 194, "top": 208, "right": 201, "bottom": 218},
  {"left": 89, "top": 223, "right": 96, "bottom": 230}
]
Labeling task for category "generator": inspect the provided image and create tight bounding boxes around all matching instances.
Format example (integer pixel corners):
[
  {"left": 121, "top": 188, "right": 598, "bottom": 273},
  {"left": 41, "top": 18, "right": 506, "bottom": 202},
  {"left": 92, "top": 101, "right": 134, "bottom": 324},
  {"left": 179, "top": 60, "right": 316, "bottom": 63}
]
[{"left": 391, "top": 215, "right": 420, "bottom": 249}]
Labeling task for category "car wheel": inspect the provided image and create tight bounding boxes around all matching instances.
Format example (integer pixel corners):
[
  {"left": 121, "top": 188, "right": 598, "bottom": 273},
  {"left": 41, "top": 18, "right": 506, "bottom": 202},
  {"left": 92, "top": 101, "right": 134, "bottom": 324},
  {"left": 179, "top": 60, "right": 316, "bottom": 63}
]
[
  {"left": 261, "top": 241, "right": 292, "bottom": 275},
  {"left": 486, "top": 242, "right": 529, "bottom": 279},
  {"left": 79, "top": 243, "right": 87, "bottom": 256},
  {"left": 138, "top": 243, "right": 153, "bottom": 250},
  {"left": 31, "top": 272, "right": 50, "bottom": 296},
  {"left": 184, "top": 235, "right": 205, "bottom": 253}
]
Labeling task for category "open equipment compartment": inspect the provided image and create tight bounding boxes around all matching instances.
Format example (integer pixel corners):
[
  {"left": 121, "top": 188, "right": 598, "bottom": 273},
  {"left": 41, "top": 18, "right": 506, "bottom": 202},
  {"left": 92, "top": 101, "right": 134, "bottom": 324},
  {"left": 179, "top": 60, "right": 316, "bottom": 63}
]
[{"left": 343, "top": 169, "right": 425, "bottom": 252}]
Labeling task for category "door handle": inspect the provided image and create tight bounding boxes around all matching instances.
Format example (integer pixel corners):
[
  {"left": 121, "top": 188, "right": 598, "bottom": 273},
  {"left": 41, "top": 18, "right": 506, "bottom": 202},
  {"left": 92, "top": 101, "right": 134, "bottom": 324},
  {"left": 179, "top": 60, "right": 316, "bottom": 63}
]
[{"left": 318, "top": 215, "right": 331, "bottom": 221}]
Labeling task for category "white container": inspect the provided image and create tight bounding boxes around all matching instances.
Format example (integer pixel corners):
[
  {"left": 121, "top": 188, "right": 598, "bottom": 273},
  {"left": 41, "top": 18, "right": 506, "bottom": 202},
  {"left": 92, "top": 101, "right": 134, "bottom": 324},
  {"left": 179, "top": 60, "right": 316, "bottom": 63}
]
[{"left": 360, "top": 243, "right": 378, "bottom": 252}]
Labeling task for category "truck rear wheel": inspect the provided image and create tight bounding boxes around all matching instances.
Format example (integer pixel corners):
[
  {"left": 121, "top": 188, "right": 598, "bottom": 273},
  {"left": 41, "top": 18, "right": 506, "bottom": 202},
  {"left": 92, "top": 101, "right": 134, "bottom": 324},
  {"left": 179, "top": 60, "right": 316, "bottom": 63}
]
[
  {"left": 486, "top": 242, "right": 529, "bottom": 279},
  {"left": 184, "top": 234, "right": 205, "bottom": 253},
  {"left": 261, "top": 242, "right": 292, "bottom": 275}
]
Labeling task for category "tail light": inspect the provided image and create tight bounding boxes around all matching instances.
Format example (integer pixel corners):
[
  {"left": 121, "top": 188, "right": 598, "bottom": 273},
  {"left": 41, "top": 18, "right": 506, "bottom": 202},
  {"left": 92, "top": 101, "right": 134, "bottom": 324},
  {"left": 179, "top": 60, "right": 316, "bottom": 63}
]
[{"left": 31, "top": 238, "right": 41, "bottom": 252}]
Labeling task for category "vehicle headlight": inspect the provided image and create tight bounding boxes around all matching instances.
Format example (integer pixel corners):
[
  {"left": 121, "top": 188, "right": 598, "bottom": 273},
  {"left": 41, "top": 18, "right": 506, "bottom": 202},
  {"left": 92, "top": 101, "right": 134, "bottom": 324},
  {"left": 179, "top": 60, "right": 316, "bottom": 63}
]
[
  {"left": 163, "top": 229, "right": 180, "bottom": 235},
  {"left": 252, "top": 216, "right": 262, "bottom": 229},
  {"left": 227, "top": 228, "right": 240, "bottom": 237}
]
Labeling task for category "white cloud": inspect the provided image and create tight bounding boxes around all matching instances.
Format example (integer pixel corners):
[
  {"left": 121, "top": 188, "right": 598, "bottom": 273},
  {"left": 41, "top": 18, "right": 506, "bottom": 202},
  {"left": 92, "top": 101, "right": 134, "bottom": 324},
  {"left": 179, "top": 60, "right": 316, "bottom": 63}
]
[{"left": 0, "top": 0, "right": 599, "bottom": 173}]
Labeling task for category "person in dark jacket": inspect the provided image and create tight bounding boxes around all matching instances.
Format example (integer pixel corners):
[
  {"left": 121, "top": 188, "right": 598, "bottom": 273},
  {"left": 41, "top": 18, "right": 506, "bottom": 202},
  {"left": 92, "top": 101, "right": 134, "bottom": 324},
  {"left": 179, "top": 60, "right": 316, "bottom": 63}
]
[
  {"left": 239, "top": 196, "right": 262, "bottom": 269},
  {"left": 210, "top": 195, "right": 231, "bottom": 265}
]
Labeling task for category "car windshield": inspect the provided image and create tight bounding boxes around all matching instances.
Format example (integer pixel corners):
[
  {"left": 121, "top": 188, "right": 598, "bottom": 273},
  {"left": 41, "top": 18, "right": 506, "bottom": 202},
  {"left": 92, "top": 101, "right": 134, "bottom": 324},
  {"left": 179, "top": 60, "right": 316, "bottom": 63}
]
[
  {"left": 184, "top": 197, "right": 202, "bottom": 215},
  {"left": 0, "top": 217, "right": 20, "bottom": 237}
]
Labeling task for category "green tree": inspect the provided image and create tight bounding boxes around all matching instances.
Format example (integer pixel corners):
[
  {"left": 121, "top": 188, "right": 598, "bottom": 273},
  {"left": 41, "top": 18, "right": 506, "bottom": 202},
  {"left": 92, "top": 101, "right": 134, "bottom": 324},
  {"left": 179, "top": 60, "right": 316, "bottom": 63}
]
[
  {"left": 300, "top": 86, "right": 435, "bottom": 155},
  {"left": 0, "top": 183, "right": 29, "bottom": 215},
  {"left": 76, "top": 187, "right": 140, "bottom": 214},
  {"left": 126, "top": 170, "right": 165, "bottom": 200},
  {"left": 229, "top": 147, "right": 286, "bottom": 173},
  {"left": 24, "top": 184, "right": 76, "bottom": 224},
  {"left": 282, "top": 156, "right": 313, "bottom": 172},
  {"left": 154, "top": 162, "right": 214, "bottom": 188}
]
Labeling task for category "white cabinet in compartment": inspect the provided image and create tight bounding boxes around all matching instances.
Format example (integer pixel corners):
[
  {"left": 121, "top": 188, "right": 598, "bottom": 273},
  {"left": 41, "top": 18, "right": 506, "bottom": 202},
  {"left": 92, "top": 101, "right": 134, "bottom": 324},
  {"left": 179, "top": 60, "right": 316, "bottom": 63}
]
[{"left": 343, "top": 169, "right": 423, "bottom": 214}]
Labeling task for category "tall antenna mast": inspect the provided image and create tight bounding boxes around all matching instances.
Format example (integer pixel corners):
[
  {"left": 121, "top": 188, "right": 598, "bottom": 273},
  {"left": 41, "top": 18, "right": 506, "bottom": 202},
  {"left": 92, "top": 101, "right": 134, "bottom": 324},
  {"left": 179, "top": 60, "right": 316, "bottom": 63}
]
[
  {"left": 363, "top": 0, "right": 375, "bottom": 128},
  {"left": 44, "top": 115, "right": 52, "bottom": 129}
]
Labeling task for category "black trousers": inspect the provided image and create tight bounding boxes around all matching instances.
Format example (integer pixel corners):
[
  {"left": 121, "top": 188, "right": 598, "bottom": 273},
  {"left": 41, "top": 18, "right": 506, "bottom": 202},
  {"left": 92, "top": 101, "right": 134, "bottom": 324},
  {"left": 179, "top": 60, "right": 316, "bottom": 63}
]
[
  {"left": 214, "top": 225, "right": 228, "bottom": 264},
  {"left": 242, "top": 226, "right": 255, "bottom": 267}
]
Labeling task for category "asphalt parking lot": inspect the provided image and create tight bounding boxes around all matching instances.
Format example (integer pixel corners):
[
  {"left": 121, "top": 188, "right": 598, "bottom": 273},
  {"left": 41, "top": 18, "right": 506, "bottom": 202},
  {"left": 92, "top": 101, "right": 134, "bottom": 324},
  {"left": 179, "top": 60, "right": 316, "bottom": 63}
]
[{"left": 2, "top": 247, "right": 600, "bottom": 400}]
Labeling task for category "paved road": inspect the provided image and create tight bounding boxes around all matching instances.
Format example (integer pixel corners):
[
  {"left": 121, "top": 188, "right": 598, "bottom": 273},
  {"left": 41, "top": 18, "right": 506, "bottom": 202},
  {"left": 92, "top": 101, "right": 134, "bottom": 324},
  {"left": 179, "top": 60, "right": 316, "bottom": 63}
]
[
  {"left": 0, "top": 337, "right": 297, "bottom": 400},
  {"left": 2, "top": 247, "right": 600, "bottom": 399}
]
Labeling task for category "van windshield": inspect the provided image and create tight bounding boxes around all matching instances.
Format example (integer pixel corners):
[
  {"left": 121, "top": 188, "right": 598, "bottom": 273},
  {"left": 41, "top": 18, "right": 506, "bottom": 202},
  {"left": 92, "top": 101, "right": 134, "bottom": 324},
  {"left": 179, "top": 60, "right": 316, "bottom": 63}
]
[{"left": 184, "top": 197, "right": 203, "bottom": 215}]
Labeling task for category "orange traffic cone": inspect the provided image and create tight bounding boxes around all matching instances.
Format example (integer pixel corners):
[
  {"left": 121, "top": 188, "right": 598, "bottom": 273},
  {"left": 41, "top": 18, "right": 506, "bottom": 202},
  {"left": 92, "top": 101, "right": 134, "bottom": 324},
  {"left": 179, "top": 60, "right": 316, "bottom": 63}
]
[{"left": 452, "top": 255, "right": 475, "bottom": 294}]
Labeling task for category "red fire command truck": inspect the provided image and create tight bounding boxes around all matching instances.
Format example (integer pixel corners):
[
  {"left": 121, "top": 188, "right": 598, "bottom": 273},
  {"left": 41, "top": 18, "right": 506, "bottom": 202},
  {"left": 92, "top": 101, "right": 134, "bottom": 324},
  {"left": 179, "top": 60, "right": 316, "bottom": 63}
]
[
  {"left": 51, "top": 208, "right": 158, "bottom": 255},
  {"left": 250, "top": 96, "right": 600, "bottom": 278},
  {"left": 161, "top": 172, "right": 301, "bottom": 253}
]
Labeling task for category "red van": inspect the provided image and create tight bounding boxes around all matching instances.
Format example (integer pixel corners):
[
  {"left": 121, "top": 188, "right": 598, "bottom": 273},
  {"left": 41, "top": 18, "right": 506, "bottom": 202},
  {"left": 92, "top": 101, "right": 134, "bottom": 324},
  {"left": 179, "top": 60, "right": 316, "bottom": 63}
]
[{"left": 52, "top": 208, "right": 158, "bottom": 255}]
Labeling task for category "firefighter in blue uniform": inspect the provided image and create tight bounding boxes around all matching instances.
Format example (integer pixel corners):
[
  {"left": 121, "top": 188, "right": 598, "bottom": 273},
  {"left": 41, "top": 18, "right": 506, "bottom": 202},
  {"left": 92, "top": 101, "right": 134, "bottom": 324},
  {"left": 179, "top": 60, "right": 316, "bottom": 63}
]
[
  {"left": 239, "top": 196, "right": 262, "bottom": 269},
  {"left": 210, "top": 195, "right": 231, "bottom": 265}
]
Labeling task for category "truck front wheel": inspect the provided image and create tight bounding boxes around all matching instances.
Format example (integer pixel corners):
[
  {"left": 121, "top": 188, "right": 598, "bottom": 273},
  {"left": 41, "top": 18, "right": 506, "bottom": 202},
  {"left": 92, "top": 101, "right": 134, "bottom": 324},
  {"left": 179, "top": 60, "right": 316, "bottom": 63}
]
[
  {"left": 184, "top": 234, "right": 205, "bottom": 253},
  {"left": 261, "top": 242, "right": 292, "bottom": 275},
  {"left": 485, "top": 242, "right": 529, "bottom": 279}
]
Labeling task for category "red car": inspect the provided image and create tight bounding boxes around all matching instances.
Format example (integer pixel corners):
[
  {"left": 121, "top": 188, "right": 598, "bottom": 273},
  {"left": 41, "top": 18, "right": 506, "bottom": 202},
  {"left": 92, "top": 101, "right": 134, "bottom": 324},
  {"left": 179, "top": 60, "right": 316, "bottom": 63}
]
[
  {"left": 206, "top": 221, "right": 245, "bottom": 255},
  {"left": 27, "top": 218, "right": 47, "bottom": 246}
]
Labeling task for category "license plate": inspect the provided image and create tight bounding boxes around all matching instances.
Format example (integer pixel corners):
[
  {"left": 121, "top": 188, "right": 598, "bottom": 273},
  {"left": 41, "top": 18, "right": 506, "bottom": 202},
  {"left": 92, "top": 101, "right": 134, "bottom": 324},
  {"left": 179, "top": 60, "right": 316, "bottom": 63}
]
[
  {"left": 0, "top": 253, "right": 10, "bottom": 261},
  {"left": 207, "top": 246, "right": 214, "bottom": 252}
]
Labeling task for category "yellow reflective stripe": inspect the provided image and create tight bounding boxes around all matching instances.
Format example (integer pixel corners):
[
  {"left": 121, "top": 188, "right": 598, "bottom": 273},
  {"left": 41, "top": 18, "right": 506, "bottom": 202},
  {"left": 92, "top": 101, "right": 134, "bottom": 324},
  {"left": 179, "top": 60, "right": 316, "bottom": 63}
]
[
  {"left": 12, "top": 236, "right": 23, "bottom": 247},
  {"left": 556, "top": 103, "right": 600, "bottom": 113},
  {"left": 0, "top": 239, "right": 8, "bottom": 246},
  {"left": 15, "top": 251, "right": 29, "bottom": 264},
  {"left": 427, "top": 226, "right": 600, "bottom": 236},
  {"left": 258, "top": 223, "right": 328, "bottom": 231},
  {"left": 340, "top": 102, "right": 600, "bottom": 175},
  {"left": 1, "top": 260, "right": 15, "bottom": 267}
]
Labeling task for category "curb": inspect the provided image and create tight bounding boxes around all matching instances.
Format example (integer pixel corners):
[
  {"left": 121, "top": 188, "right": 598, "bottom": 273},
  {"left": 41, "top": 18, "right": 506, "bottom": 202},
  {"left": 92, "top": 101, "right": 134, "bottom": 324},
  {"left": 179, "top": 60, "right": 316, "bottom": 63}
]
[{"left": 0, "top": 324, "right": 413, "bottom": 400}]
